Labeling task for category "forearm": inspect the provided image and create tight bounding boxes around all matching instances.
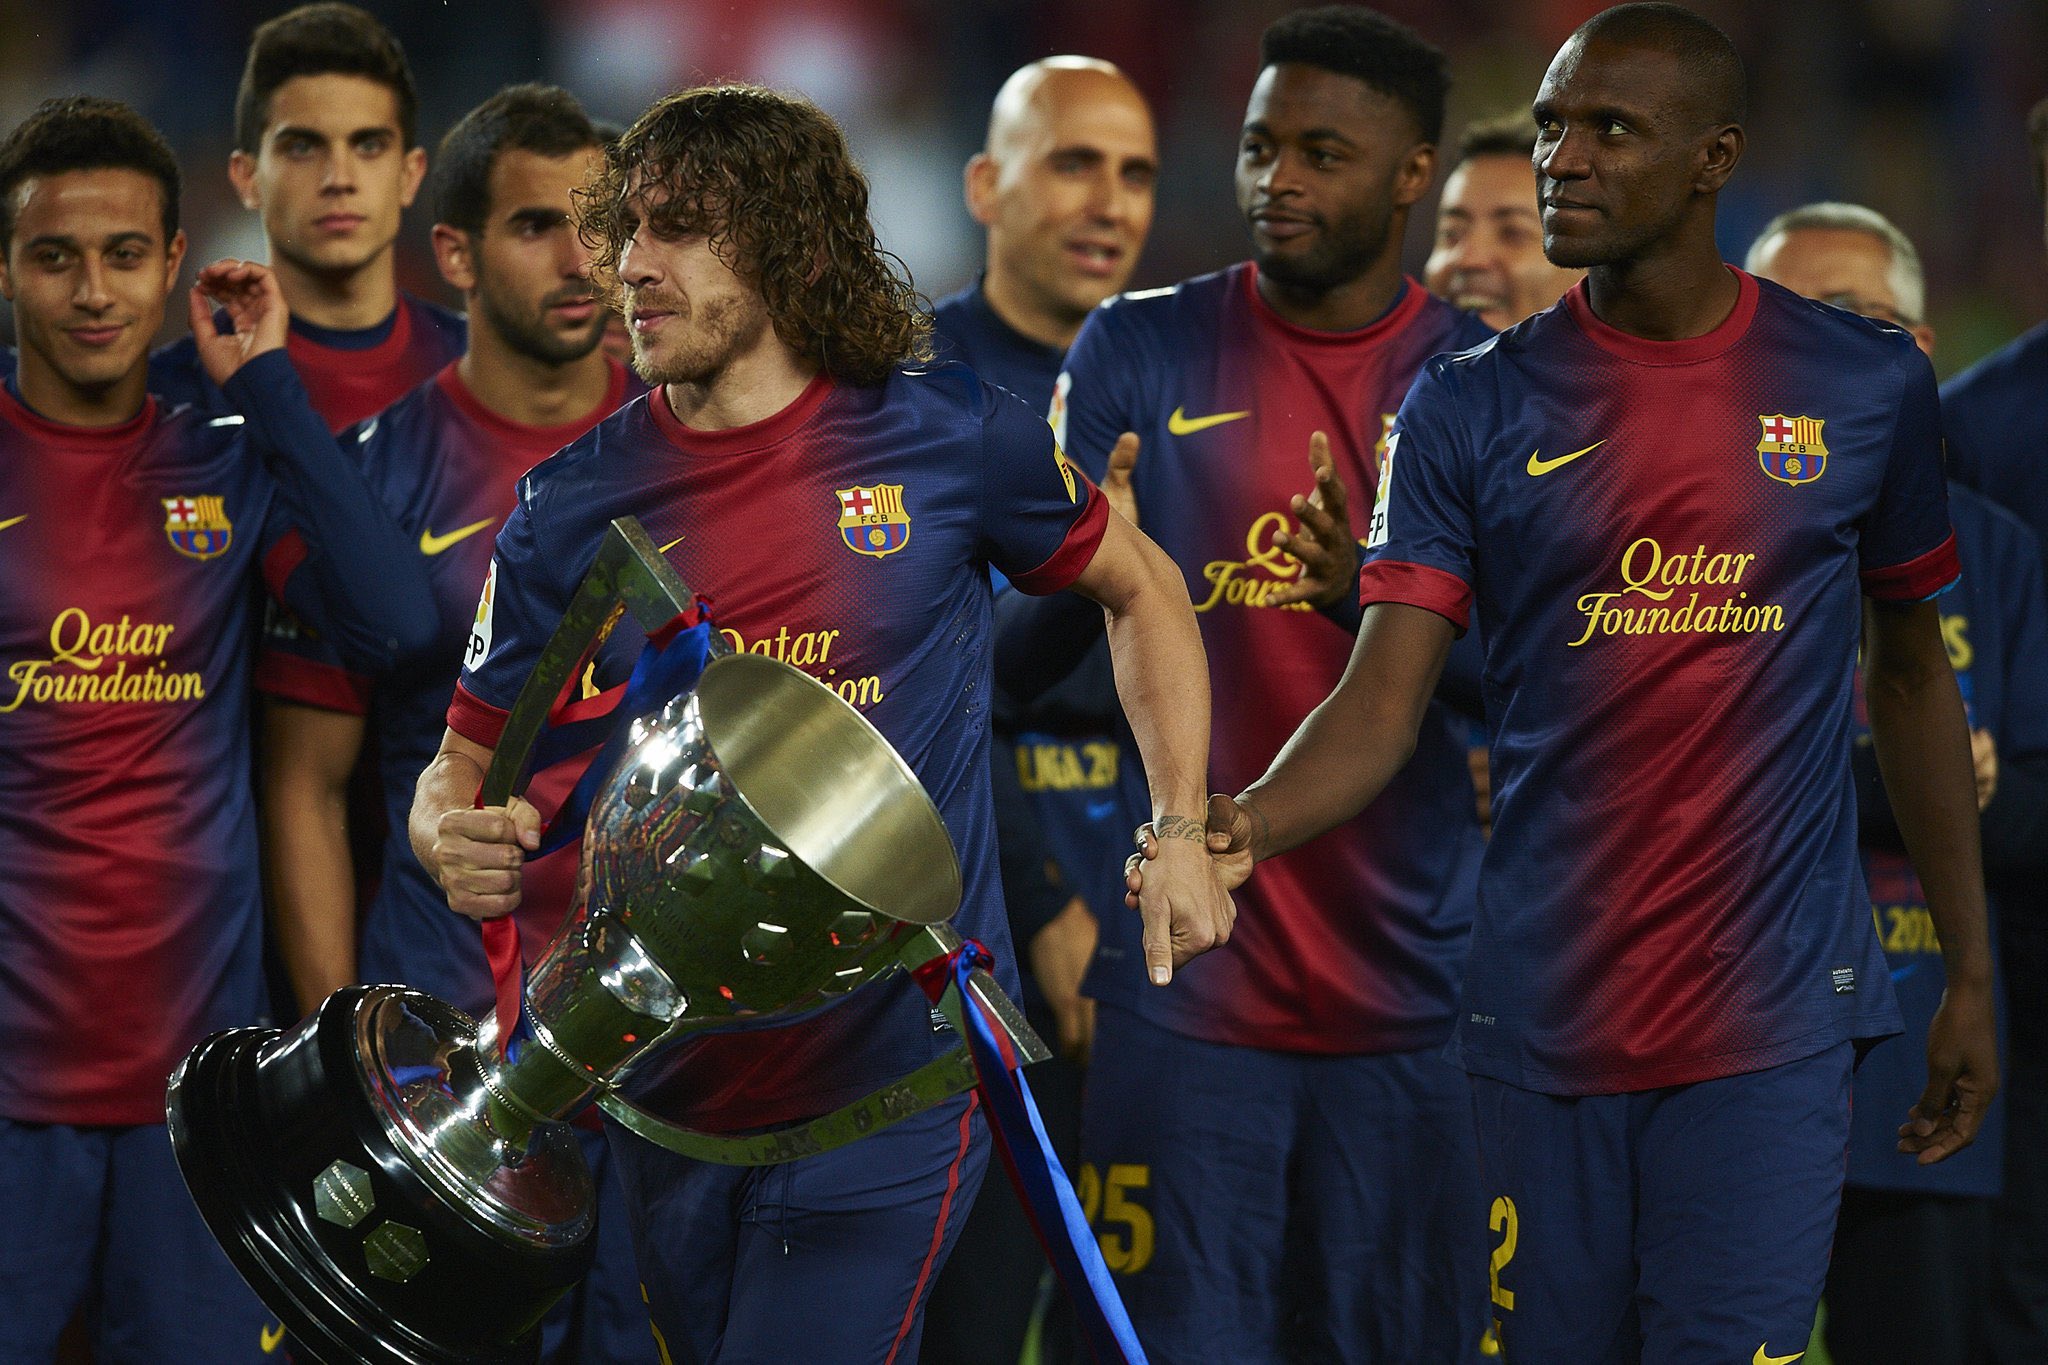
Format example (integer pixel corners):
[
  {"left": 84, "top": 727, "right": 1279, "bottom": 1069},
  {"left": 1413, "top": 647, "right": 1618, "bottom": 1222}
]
[
  {"left": 260, "top": 780, "right": 358, "bottom": 1016},
  {"left": 1100, "top": 546, "right": 1211, "bottom": 821},
  {"left": 411, "top": 747, "right": 487, "bottom": 883},
  {"left": 1241, "top": 602, "right": 1451, "bottom": 860},
  {"left": 1866, "top": 624, "right": 1995, "bottom": 988}
]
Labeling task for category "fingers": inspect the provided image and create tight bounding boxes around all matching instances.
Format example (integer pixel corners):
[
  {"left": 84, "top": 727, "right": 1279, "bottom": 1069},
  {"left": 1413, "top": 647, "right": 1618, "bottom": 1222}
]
[
  {"left": 1104, "top": 431, "right": 1140, "bottom": 484},
  {"left": 1139, "top": 894, "right": 1174, "bottom": 985},
  {"left": 432, "top": 804, "right": 537, "bottom": 920},
  {"left": 186, "top": 282, "right": 213, "bottom": 338},
  {"left": 1307, "top": 431, "right": 1346, "bottom": 516},
  {"left": 1899, "top": 1073, "right": 1987, "bottom": 1164},
  {"left": 1206, "top": 792, "right": 1246, "bottom": 852}
]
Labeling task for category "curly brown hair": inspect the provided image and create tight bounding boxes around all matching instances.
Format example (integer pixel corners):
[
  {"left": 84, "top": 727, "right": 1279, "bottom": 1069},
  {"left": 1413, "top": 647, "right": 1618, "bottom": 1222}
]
[{"left": 580, "top": 85, "right": 931, "bottom": 385}]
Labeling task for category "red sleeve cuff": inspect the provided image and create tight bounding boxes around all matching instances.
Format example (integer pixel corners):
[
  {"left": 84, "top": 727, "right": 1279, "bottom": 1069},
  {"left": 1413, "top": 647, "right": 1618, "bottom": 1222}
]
[
  {"left": 1008, "top": 484, "right": 1110, "bottom": 595},
  {"left": 262, "top": 528, "right": 310, "bottom": 599},
  {"left": 1862, "top": 531, "right": 1959, "bottom": 602},
  {"left": 448, "top": 681, "right": 511, "bottom": 748},
  {"left": 254, "top": 649, "right": 371, "bottom": 714},
  {"left": 1358, "top": 560, "right": 1473, "bottom": 633}
]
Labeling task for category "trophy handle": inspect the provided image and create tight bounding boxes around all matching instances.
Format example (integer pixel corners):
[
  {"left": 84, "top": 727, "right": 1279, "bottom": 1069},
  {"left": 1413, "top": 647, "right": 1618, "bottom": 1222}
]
[
  {"left": 594, "top": 925, "right": 1053, "bottom": 1165},
  {"left": 480, "top": 515, "right": 727, "bottom": 808}
]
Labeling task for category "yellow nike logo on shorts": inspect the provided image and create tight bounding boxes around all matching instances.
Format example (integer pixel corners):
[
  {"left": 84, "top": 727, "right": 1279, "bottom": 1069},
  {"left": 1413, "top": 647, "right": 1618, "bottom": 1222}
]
[
  {"left": 1753, "top": 1345, "right": 1804, "bottom": 1365},
  {"left": 418, "top": 518, "right": 495, "bottom": 555},
  {"left": 1167, "top": 406, "right": 1250, "bottom": 436},
  {"left": 1525, "top": 440, "right": 1605, "bottom": 476}
]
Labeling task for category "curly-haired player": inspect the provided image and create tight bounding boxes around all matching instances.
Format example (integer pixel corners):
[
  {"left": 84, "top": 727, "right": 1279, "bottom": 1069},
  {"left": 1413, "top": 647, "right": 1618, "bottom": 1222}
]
[{"left": 409, "top": 84, "right": 1233, "bottom": 1360}]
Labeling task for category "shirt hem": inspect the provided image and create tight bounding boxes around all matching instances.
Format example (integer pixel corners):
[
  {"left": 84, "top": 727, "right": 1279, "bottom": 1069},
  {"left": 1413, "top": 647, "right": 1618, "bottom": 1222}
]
[{"left": 1452, "top": 1015, "right": 1904, "bottom": 1095}]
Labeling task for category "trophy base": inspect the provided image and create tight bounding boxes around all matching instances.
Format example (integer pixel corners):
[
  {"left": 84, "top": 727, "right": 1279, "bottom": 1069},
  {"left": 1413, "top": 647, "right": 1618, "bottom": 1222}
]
[{"left": 168, "top": 987, "right": 597, "bottom": 1365}]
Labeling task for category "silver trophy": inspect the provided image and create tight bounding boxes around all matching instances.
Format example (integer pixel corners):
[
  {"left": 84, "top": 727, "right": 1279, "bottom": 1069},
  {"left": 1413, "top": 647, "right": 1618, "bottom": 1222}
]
[{"left": 167, "top": 518, "right": 1046, "bottom": 1364}]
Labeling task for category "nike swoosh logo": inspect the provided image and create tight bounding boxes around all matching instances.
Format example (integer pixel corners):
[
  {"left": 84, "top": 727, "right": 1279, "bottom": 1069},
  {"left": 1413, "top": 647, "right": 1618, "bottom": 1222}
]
[
  {"left": 1754, "top": 1347, "right": 1804, "bottom": 1365},
  {"left": 260, "top": 1321, "right": 287, "bottom": 1353},
  {"left": 1167, "top": 406, "right": 1250, "bottom": 436},
  {"left": 0, "top": 515, "right": 24, "bottom": 532},
  {"left": 1526, "top": 440, "right": 1605, "bottom": 476},
  {"left": 419, "top": 518, "right": 495, "bottom": 555},
  {"left": 659, "top": 535, "right": 684, "bottom": 553}
]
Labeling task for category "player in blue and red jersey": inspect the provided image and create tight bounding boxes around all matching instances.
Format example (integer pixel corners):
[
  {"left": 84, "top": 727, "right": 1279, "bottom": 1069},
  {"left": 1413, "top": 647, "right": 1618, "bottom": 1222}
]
[
  {"left": 1750, "top": 202, "right": 2048, "bottom": 1365},
  {"left": 152, "top": 4, "right": 462, "bottom": 432},
  {"left": 1937, "top": 97, "right": 2048, "bottom": 1364},
  {"left": 1136, "top": 8, "right": 2001, "bottom": 1361},
  {"left": 1041, "top": 10, "right": 1491, "bottom": 1360},
  {"left": 0, "top": 98, "right": 430, "bottom": 1362},
  {"left": 406, "top": 85, "right": 1230, "bottom": 1362},
  {"left": 246, "top": 86, "right": 651, "bottom": 1363},
  {"left": 924, "top": 57, "right": 1158, "bottom": 1365}
]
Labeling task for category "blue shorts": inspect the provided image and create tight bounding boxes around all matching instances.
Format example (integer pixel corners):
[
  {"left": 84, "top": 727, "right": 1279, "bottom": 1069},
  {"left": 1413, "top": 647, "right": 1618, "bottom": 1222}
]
[
  {"left": 605, "top": 1091, "right": 987, "bottom": 1364},
  {"left": 1081, "top": 1004, "right": 1489, "bottom": 1364},
  {"left": 1471, "top": 1041, "right": 1853, "bottom": 1364},
  {"left": 0, "top": 1119, "right": 272, "bottom": 1364}
]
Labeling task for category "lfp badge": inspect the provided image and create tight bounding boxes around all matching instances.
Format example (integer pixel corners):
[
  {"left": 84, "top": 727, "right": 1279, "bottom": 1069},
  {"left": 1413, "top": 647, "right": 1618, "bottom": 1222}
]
[
  {"left": 162, "top": 495, "right": 234, "bottom": 560},
  {"left": 836, "top": 484, "right": 911, "bottom": 559},
  {"left": 1757, "top": 414, "right": 1828, "bottom": 486}
]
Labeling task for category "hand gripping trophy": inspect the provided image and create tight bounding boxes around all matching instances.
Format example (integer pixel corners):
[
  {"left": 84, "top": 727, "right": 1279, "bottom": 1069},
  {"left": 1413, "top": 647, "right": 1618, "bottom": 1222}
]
[{"left": 166, "top": 519, "right": 1076, "bottom": 1365}]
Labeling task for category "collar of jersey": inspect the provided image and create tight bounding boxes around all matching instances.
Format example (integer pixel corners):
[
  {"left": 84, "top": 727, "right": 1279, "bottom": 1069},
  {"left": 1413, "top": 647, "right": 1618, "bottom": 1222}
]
[
  {"left": 287, "top": 294, "right": 413, "bottom": 369},
  {"left": 1242, "top": 262, "right": 1426, "bottom": 348},
  {"left": 1563, "top": 265, "right": 1758, "bottom": 367},
  {"left": 0, "top": 379, "right": 156, "bottom": 452},
  {"left": 436, "top": 357, "right": 629, "bottom": 449},
  {"left": 648, "top": 370, "right": 834, "bottom": 456}
]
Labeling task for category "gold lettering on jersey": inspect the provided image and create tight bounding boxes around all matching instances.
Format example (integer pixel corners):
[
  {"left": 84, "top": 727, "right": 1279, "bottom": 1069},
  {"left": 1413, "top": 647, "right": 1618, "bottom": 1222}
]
[
  {"left": 2, "top": 607, "right": 205, "bottom": 712},
  {"left": 1566, "top": 537, "right": 1786, "bottom": 647},
  {"left": 1194, "top": 512, "right": 1315, "bottom": 614},
  {"left": 1016, "top": 740, "right": 1120, "bottom": 792},
  {"left": 717, "top": 623, "right": 885, "bottom": 708}
]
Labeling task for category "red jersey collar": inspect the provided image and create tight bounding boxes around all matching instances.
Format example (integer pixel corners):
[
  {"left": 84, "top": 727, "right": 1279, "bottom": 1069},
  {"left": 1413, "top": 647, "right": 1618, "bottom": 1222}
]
[
  {"left": 287, "top": 297, "right": 413, "bottom": 370},
  {"left": 1243, "top": 262, "right": 1427, "bottom": 347},
  {"left": 1563, "top": 266, "right": 1759, "bottom": 366},
  {"left": 649, "top": 371, "right": 834, "bottom": 456},
  {"left": 0, "top": 381, "right": 156, "bottom": 451},
  {"left": 435, "top": 357, "right": 629, "bottom": 448}
]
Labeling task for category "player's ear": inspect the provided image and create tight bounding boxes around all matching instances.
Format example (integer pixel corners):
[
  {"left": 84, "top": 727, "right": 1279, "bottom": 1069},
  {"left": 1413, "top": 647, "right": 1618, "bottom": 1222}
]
[
  {"left": 227, "top": 150, "right": 261, "bottom": 212},
  {"left": 1393, "top": 141, "right": 1437, "bottom": 210},
  {"left": 163, "top": 228, "right": 188, "bottom": 288},
  {"left": 1694, "top": 123, "right": 1743, "bottom": 195},
  {"left": 399, "top": 146, "right": 428, "bottom": 209},
  {"left": 430, "top": 223, "right": 476, "bottom": 295},
  {"left": 964, "top": 153, "right": 999, "bottom": 227}
]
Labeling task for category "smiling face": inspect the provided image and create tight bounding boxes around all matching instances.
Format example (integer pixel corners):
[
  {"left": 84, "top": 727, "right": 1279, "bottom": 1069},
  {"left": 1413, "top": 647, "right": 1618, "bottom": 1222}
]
[
  {"left": 0, "top": 168, "right": 184, "bottom": 403},
  {"left": 1531, "top": 36, "right": 1735, "bottom": 271},
  {"left": 1424, "top": 151, "right": 1584, "bottom": 327},
  {"left": 231, "top": 73, "right": 424, "bottom": 280},
  {"left": 1236, "top": 62, "right": 1431, "bottom": 296},
  {"left": 971, "top": 65, "right": 1156, "bottom": 338}
]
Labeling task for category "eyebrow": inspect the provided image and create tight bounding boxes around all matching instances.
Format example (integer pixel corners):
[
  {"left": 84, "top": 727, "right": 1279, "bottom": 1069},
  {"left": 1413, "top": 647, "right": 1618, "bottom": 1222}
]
[
  {"left": 23, "top": 230, "right": 154, "bottom": 252},
  {"left": 270, "top": 123, "right": 398, "bottom": 145},
  {"left": 504, "top": 207, "right": 570, "bottom": 229}
]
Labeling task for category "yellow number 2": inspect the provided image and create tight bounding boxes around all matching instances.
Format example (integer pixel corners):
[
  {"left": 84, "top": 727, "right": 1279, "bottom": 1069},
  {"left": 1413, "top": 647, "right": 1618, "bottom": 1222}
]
[
  {"left": 1489, "top": 1196, "right": 1519, "bottom": 1311},
  {"left": 1077, "top": 1161, "right": 1156, "bottom": 1275}
]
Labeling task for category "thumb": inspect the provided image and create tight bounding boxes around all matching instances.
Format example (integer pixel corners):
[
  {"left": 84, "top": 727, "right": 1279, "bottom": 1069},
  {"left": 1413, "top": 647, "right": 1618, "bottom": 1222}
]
[
  {"left": 186, "top": 282, "right": 212, "bottom": 341},
  {"left": 1206, "top": 791, "right": 1250, "bottom": 853},
  {"left": 508, "top": 795, "right": 545, "bottom": 851},
  {"left": 1106, "top": 431, "right": 1140, "bottom": 484},
  {"left": 1307, "top": 430, "right": 1334, "bottom": 486}
]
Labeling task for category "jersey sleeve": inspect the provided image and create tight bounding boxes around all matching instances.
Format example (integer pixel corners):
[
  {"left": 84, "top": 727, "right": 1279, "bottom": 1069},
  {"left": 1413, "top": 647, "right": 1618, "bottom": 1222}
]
[
  {"left": 255, "top": 602, "right": 373, "bottom": 714},
  {"left": 1357, "top": 362, "right": 1478, "bottom": 632},
  {"left": 1054, "top": 304, "right": 1148, "bottom": 483},
  {"left": 977, "top": 382, "right": 1108, "bottom": 595},
  {"left": 447, "top": 490, "right": 565, "bottom": 747},
  {"left": 1859, "top": 347, "right": 1959, "bottom": 601}
]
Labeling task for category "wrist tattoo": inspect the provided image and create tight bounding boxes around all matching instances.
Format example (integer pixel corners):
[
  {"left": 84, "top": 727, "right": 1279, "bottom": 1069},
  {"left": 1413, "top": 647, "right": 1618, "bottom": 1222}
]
[{"left": 1153, "top": 815, "right": 1207, "bottom": 842}]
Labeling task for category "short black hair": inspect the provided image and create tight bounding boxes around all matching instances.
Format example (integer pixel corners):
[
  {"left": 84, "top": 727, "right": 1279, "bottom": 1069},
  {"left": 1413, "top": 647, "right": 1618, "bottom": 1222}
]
[
  {"left": 1455, "top": 111, "right": 1540, "bottom": 166},
  {"left": 235, "top": 3, "right": 418, "bottom": 153},
  {"left": 2028, "top": 95, "right": 2048, "bottom": 200},
  {"left": 433, "top": 84, "right": 601, "bottom": 234},
  {"left": 1259, "top": 5, "right": 1449, "bottom": 144},
  {"left": 1574, "top": 3, "right": 1747, "bottom": 127},
  {"left": 0, "top": 97, "right": 180, "bottom": 249}
]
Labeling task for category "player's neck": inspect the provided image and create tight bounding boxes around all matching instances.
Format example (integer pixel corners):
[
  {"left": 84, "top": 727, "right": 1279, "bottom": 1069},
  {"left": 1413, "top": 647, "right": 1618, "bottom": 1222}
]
[
  {"left": 14, "top": 348, "right": 148, "bottom": 429},
  {"left": 1255, "top": 247, "right": 1406, "bottom": 332},
  {"left": 458, "top": 325, "right": 613, "bottom": 430},
  {"left": 981, "top": 268, "right": 1084, "bottom": 350},
  {"left": 1583, "top": 226, "right": 1738, "bottom": 342},
  {"left": 268, "top": 245, "right": 400, "bottom": 332},
  {"left": 661, "top": 342, "right": 820, "bottom": 433}
]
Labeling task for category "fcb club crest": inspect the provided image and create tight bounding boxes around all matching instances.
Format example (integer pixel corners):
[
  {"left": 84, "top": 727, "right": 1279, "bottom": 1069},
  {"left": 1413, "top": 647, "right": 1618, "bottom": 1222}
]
[
  {"left": 836, "top": 484, "right": 911, "bottom": 559},
  {"left": 1757, "top": 414, "right": 1828, "bottom": 486},
  {"left": 162, "top": 495, "right": 233, "bottom": 560}
]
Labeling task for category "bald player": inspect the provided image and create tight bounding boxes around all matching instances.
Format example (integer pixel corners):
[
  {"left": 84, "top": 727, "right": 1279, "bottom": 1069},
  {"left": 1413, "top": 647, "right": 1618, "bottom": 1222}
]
[
  {"left": 1425, "top": 111, "right": 1583, "bottom": 330},
  {"left": 925, "top": 56, "right": 1157, "bottom": 1365},
  {"left": 1137, "top": 5, "right": 1999, "bottom": 1359}
]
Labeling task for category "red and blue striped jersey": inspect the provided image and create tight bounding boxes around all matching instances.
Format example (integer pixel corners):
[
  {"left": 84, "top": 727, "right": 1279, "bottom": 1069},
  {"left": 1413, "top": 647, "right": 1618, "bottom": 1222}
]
[
  {"left": 256, "top": 359, "right": 637, "bottom": 1018},
  {"left": 1361, "top": 269, "right": 1953, "bottom": 1094},
  {"left": 152, "top": 293, "right": 466, "bottom": 433},
  {"left": 1057, "top": 263, "right": 1491, "bottom": 1054},
  {"left": 448, "top": 365, "right": 1107, "bottom": 1127}
]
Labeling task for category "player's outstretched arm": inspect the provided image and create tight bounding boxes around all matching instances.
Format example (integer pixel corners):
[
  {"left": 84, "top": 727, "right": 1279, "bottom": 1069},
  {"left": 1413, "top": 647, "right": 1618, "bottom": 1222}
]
[
  {"left": 410, "top": 729, "right": 542, "bottom": 922},
  {"left": 1067, "top": 511, "right": 1234, "bottom": 985},
  {"left": 260, "top": 702, "right": 369, "bottom": 1015},
  {"left": 1863, "top": 597, "right": 2000, "bottom": 1164}
]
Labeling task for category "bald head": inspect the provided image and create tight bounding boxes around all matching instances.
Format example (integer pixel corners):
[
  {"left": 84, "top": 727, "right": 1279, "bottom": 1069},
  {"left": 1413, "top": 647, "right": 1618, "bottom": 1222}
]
[
  {"left": 967, "top": 57, "right": 1158, "bottom": 347},
  {"left": 1569, "top": 2, "right": 1746, "bottom": 129}
]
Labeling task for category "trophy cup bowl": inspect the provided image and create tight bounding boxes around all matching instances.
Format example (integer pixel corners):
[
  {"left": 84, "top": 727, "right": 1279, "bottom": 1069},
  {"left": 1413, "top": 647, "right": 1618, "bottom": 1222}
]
[{"left": 167, "top": 650, "right": 963, "bottom": 1364}]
